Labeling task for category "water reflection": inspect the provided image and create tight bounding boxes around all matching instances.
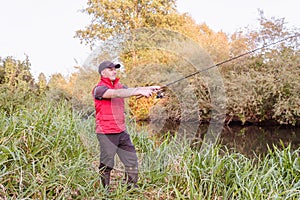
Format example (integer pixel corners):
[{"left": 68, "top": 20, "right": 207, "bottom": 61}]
[
  {"left": 141, "top": 120, "right": 300, "bottom": 158},
  {"left": 219, "top": 125, "right": 300, "bottom": 157}
]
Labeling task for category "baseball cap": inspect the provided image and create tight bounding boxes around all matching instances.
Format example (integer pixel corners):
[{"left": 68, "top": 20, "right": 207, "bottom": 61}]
[{"left": 98, "top": 61, "right": 121, "bottom": 74}]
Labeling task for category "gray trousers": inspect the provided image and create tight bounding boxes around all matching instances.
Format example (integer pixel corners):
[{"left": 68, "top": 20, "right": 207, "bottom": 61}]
[{"left": 97, "top": 131, "right": 138, "bottom": 171}]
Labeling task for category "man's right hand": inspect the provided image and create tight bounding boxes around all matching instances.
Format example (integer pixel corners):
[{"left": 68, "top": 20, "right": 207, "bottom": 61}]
[{"left": 137, "top": 86, "right": 161, "bottom": 98}]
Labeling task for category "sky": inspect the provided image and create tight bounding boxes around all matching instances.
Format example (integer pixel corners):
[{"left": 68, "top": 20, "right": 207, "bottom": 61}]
[{"left": 0, "top": 0, "right": 299, "bottom": 79}]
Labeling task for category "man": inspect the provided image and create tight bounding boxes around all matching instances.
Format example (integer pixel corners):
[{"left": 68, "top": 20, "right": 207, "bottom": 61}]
[{"left": 92, "top": 60, "right": 160, "bottom": 189}]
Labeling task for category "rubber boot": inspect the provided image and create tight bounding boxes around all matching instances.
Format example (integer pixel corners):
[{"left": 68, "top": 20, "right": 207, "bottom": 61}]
[
  {"left": 99, "top": 164, "right": 112, "bottom": 188},
  {"left": 100, "top": 170, "right": 111, "bottom": 188},
  {"left": 124, "top": 166, "right": 138, "bottom": 189}
]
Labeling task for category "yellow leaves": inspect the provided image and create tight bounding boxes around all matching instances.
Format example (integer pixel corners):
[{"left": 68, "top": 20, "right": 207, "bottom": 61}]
[
  {"left": 128, "top": 95, "right": 158, "bottom": 121},
  {"left": 73, "top": 1, "right": 300, "bottom": 125},
  {"left": 75, "top": 0, "right": 185, "bottom": 47}
]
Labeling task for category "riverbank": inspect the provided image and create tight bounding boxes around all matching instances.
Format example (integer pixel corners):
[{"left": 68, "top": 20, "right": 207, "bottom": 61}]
[{"left": 1, "top": 101, "right": 299, "bottom": 199}]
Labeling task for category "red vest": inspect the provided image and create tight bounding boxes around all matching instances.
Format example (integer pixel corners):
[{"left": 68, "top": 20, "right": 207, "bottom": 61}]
[{"left": 93, "top": 77, "right": 126, "bottom": 134}]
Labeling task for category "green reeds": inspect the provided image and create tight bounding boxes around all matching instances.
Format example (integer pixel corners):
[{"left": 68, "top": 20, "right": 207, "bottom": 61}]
[
  {"left": 1, "top": 100, "right": 299, "bottom": 199},
  {"left": 148, "top": 141, "right": 300, "bottom": 200},
  {"left": 0, "top": 100, "right": 101, "bottom": 199}
]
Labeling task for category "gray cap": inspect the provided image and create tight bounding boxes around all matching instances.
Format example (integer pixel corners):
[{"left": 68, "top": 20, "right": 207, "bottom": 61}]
[{"left": 98, "top": 61, "right": 121, "bottom": 74}]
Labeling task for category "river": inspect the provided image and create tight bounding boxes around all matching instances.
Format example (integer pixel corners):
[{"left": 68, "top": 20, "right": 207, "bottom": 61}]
[{"left": 139, "top": 120, "right": 300, "bottom": 158}]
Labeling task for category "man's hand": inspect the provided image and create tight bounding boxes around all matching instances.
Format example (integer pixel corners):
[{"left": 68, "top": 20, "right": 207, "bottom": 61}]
[{"left": 136, "top": 86, "right": 161, "bottom": 98}]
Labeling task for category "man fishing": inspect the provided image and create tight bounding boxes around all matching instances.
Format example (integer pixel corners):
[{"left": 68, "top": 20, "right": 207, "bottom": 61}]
[{"left": 92, "top": 60, "right": 161, "bottom": 189}]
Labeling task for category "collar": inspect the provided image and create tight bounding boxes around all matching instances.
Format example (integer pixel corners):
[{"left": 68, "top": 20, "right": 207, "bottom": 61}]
[{"left": 100, "top": 77, "right": 120, "bottom": 87}]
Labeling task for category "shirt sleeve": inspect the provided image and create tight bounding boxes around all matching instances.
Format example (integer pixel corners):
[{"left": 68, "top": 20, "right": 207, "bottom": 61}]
[{"left": 94, "top": 85, "right": 109, "bottom": 100}]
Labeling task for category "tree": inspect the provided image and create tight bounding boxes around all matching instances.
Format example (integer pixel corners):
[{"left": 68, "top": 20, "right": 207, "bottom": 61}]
[
  {"left": 0, "top": 57, "right": 4, "bottom": 84},
  {"left": 48, "top": 73, "right": 67, "bottom": 88},
  {"left": 75, "top": 0, "right": 183, "bottom": 47},
  {"left": 74, "top": 0, "right": 235, "bottom": 120},
  {"left": 37, "top": 72, "right": 48, "bottom": 94},
  {"left": 68, "top": 69, "right": 98, "bottom": 115},
  {"left": 0, "top": 56, "right": 34, "bottom": 90},
  {"left": 47, "top": 73, "right": 70, "bottom": 101},
  {"left": 223, "top": 12, "right": 300, "bottom": 125},
  {"left": 0, "top": 56, "right": 36, "bottom": 114}
]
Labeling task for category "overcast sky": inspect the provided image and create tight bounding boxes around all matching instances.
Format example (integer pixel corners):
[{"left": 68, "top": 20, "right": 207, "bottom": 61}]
[{"left": 0, "top": 0, "right": 299, "bottom": 79}]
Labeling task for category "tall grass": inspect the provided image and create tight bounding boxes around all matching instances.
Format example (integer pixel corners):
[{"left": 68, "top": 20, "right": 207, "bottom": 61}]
[
  {"left": 130, "top": 127, "right": 300, "bottom": 199},
  {"left": 161, "top": 144, "right": 300, "bottom": 199},
  {"left": 0, "top": 100, "right": 100, "bottom": 199},
  {"left": 0, "top": 101, "right": 299, "bottom": 199}
]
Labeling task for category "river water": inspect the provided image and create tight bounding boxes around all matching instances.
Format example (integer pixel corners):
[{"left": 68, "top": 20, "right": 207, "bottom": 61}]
[
  {"left": 217, "top": 125, "right": 300, "bottom": 157},
  {"left": 139, "top": 121, "right": 300, "bottom": 158}
]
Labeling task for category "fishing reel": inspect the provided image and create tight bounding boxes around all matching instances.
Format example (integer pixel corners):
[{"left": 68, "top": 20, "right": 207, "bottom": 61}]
[
  {"left": 156, "top": 86, "right": 167, "bottom": 98},
  {"left": 156, "top": 90, "right": 164, "bottom": 98}
]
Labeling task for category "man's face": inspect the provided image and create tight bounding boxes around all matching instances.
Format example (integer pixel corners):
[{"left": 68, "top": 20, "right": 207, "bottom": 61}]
[{"left": 101, "top": 67, "right": 117, "bottom": 81}]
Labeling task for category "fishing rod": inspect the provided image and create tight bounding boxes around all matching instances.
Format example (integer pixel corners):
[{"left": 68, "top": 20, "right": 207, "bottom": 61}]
[{"left": 156, "top": 34, "right": 299, "bottom": 98}]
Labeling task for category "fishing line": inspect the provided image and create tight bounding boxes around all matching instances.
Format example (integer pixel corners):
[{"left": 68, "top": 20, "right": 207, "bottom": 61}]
[{"left": 156, "top": 34, "right": 299, "bottom": 98}]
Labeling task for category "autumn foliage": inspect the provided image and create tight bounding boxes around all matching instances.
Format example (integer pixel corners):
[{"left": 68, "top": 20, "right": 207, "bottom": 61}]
[{"left": 0, "top": 4, "right": 299, "bottom": 126}]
